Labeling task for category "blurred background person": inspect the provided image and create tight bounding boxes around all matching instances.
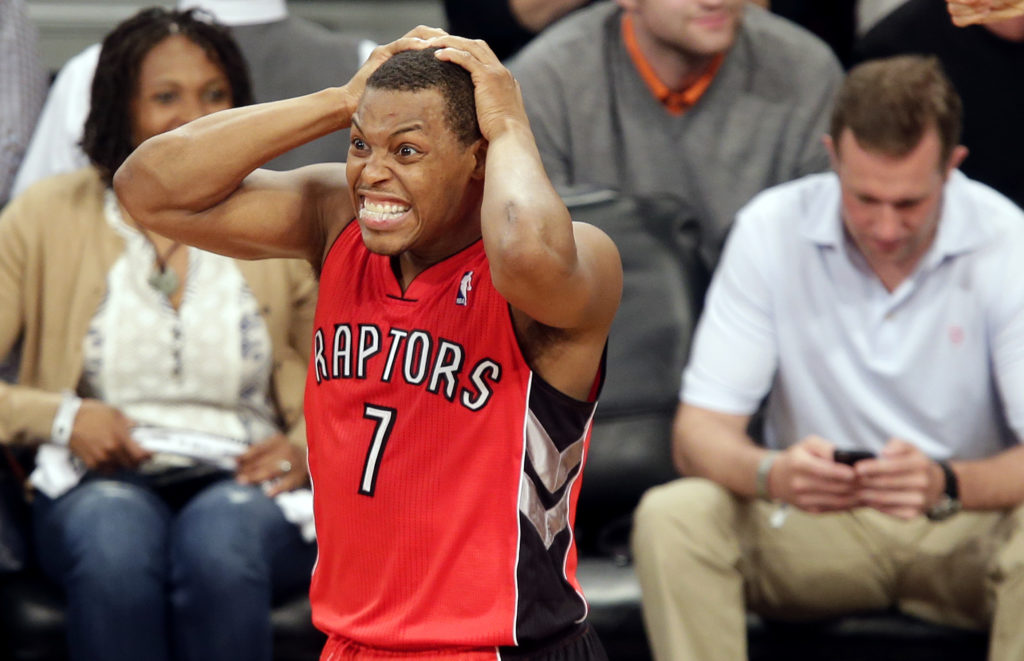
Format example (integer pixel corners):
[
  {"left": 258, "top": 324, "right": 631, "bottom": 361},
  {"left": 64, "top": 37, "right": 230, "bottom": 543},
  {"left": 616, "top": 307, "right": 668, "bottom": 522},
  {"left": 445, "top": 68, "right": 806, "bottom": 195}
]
[
  {"left": 443, "top": 0, "right": 784, "bottom": 62},
  {"left": 11, "top": 0, "right": 375, "bottom": 197},
  {"left": 633, "top": 53, "right": 1024, "bottom": 661},
  {"left": 509, "top": 0, "right": 844, "bottom": 272},
  {"left": 0, "top": 0, "right": 47, "bottom": 383},
  {"left": 948, "top": 0, "right": 1024, "bottom": 24},
  {"left": 854, "top": 0, "right": 1024, "bottom": 209},
  {"left": 0, "top": 0, "right": 46, "bottom": 207},
  {"left": 0, "top": 8, "right": 317, "bottom": 661}
]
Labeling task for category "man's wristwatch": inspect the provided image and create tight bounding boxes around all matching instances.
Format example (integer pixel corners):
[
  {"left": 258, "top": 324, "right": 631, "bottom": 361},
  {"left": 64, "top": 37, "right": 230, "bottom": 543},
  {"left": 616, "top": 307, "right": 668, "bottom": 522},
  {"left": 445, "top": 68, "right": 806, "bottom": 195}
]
[{"left": 926, "top": 460, "right": 961, "bottom": 521}]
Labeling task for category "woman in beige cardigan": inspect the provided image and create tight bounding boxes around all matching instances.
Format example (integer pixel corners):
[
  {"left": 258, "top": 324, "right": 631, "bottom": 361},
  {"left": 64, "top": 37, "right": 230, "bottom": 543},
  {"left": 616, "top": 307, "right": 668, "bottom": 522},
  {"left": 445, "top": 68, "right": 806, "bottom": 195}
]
[{"left": 0, "top": 9, "right": 317, "bottom": 661}]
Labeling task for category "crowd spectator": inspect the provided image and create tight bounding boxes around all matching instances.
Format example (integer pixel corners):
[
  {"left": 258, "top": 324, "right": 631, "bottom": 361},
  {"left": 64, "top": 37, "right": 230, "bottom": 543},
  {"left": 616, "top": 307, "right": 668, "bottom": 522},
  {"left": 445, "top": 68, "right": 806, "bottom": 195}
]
[
  {"left": 508, "top": 0, "right": 844, "bottom": 271},
  {"left": 0, "top": 0, "right": 46, "bottom": 383},
  {"left": 11, "top": 0, "right": 375, "bottom": 197},
  {"left": 948, "top": 0, "right": 1024, "bottom": 24},
  {"left": 853, "top": 0, "right": 1024, "bottom": 209},
  {"left": 632, "top": 55, "right": 1024, "bottom": 661},
  {"left": 0, "top": 9, "right": 317, "bottom": 661},
  {"left": 0, "top": 0, "right": 47, "bottom": 207}
]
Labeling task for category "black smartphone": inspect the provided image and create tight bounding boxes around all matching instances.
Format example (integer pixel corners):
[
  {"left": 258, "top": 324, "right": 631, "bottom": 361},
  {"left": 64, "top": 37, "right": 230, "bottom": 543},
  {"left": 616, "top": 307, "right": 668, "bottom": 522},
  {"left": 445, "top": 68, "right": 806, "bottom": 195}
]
[{"left": 834, "top": 449, "right": 875, "bottom": 465}]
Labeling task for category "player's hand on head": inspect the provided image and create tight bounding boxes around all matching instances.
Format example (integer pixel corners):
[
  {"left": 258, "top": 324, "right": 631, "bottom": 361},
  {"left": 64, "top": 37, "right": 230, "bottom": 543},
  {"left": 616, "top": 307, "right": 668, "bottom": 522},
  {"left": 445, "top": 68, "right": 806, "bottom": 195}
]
[
  {"left": 342, "top": 26, "right": 450, "bottom": 112},
  {"left": 431, "top": 35, "right": 528, "bottom": 142},
  {"left": 69, "top": 399, "right": 150, "bottom": 472}
]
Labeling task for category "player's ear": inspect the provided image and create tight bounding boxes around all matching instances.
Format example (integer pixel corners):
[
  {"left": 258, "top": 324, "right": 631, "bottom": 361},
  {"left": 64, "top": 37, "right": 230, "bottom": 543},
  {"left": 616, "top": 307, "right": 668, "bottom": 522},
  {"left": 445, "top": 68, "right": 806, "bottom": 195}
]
[{"left": 470, "top": 139, "right": 487, "bottom": 180}]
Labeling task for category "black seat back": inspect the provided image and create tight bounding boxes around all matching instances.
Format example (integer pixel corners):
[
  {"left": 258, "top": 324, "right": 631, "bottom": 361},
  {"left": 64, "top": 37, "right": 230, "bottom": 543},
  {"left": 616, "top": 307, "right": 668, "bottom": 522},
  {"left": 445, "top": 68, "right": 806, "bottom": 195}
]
[{"left": 562, "top": 189, "right": 706, "bottom": 556}]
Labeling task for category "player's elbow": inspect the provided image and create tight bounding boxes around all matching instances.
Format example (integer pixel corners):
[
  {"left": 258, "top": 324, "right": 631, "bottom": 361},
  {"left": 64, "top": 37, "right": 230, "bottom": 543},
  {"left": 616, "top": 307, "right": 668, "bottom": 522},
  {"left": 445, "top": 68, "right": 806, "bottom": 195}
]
[
  {"left": 114, "top": 130, "right": 198, "bottom": 231},
  {"left": 493, "top": 247, "right": 581, "bottom": 306},
  {"left": 492, "top": 228, "right": 570, "bottom": 282},
  {"left": 113, "top": 154, "right": 160, "bottom": 230}
]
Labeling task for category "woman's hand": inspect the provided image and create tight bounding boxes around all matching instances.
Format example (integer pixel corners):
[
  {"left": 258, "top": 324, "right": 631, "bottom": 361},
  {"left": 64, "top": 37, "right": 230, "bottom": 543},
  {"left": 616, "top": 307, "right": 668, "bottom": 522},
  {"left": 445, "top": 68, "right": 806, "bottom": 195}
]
[
  {"left": 235, "top": 433, "right": 308, "bottom": 496},
  {"left": 339, "top": 25, "right": 450, "bottom": 119},
  {"left": 69, "top": 399, "right": 150, "bottom": 472}
]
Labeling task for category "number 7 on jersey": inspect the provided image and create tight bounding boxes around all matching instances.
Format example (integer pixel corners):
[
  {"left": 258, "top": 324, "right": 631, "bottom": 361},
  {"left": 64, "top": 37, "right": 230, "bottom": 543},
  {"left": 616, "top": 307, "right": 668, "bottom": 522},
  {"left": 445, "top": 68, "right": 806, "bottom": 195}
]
[{"left": 360, "top": 404, "right": 397, "bottom": 496}]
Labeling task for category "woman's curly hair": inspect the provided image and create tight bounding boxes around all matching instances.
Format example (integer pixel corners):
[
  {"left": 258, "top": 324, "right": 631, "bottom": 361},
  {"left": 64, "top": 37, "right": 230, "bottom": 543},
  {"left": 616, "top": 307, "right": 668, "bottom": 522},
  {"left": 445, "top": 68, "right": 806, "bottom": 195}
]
[{"left": 82, "top": 7, "right": 253, "bottom": 184}]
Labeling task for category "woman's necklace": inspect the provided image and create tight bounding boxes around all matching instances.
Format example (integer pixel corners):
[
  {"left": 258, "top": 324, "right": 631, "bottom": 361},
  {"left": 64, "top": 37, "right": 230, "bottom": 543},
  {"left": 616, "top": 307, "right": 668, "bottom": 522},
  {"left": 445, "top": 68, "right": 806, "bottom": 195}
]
[{"left": 142, "top": 232, "right": 184, "bottom": 297}]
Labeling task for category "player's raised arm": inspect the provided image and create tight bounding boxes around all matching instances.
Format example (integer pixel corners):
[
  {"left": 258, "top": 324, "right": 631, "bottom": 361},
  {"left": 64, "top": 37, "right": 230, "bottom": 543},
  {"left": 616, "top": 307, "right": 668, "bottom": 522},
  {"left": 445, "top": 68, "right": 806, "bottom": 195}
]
[
  {"left": 114, "top": 29, "right": 444, "bottom": 265},
  {"left": 433, "top": 37, "right": 622, "bottom": 335},
  {"left": 114, "top": 91, "right": 353, "bottom": 264}
]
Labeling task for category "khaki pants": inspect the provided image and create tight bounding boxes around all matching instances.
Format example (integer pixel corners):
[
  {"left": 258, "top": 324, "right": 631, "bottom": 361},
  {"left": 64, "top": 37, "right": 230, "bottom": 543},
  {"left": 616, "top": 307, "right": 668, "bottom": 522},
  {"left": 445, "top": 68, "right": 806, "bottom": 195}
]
[{"left": 631, "top": 478, "right": 1024, "bottom": 661}]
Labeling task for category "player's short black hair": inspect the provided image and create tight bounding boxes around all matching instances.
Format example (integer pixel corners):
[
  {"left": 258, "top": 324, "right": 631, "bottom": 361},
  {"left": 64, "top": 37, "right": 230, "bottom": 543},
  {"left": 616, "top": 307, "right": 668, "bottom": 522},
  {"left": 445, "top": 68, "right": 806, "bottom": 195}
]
[
  {"left": 82, "top": 7, "right": 253, "bottom": 185},
  {"left": 366, "top": 47, "right": 482, "bottom": 146}
]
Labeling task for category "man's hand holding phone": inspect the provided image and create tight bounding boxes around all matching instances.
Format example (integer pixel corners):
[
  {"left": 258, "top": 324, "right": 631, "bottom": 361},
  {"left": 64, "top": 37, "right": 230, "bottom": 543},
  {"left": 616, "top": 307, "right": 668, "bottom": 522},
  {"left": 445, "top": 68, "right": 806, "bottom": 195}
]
[
  {"left": 834, "top": 449, "right": 876, "bottom": 466},
  {"left": 846, "top": 439, "right": 944, "bottom": 519},
  {"left": 768, "top": 436, "right": 859, "bottom": 513}
]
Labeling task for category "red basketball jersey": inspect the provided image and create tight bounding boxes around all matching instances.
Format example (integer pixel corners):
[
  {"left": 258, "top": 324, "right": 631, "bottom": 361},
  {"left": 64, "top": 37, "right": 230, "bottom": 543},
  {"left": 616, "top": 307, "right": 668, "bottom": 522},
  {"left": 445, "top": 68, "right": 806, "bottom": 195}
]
[{"left": 304, "top": 222, "right": 602, "bottom": 653}]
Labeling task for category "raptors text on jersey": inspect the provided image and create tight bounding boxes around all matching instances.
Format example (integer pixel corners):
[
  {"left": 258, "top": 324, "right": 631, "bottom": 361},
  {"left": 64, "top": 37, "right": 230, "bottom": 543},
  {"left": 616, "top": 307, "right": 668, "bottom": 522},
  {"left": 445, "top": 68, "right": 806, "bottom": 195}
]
[{"left": 304, "top": 222, "right": 602, "bottom": 653}]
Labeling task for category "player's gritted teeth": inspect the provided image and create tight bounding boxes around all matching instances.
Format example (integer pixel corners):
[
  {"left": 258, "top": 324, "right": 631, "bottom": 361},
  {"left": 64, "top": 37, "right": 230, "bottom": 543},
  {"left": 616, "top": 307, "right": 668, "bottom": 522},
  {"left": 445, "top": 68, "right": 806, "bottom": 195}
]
[{"left": 358, "top": 196, "right": 412, "bottom": 230}]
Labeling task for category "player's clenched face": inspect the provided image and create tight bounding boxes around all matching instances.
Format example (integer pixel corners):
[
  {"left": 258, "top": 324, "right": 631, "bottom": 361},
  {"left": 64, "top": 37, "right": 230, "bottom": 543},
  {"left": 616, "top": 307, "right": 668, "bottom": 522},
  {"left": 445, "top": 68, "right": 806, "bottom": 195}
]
[{"left": 347, "top": 87, "right": 485, "bottom": 273}]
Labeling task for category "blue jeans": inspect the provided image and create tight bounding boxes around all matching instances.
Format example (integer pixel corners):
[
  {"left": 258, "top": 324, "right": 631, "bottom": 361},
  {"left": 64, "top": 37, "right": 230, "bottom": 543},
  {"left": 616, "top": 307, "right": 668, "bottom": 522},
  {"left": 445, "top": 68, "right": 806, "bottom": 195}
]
[{"left": 33, "top": 473, "right": 317, "bottom": 661}]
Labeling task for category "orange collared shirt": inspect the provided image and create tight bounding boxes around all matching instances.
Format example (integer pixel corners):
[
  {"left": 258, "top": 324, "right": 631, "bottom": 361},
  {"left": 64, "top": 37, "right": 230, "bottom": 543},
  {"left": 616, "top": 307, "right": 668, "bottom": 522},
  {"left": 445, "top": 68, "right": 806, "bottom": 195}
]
[{"left": 622, "top": 13, "right": 725, "bottom": 116}]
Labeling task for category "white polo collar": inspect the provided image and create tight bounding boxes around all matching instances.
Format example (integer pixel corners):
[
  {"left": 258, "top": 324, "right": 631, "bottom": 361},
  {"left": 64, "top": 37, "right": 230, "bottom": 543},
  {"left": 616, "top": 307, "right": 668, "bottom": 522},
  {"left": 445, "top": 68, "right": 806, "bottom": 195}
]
[{"left": 799, "top": 170, "right": 990, "bottom": 265}]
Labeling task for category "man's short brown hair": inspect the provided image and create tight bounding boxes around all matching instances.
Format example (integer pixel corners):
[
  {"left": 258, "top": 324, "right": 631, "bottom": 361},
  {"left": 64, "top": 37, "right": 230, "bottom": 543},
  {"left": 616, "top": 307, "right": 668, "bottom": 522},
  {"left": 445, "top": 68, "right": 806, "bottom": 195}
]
[{"left": 830, "top": 55, "right": 962, "bottom": 165}]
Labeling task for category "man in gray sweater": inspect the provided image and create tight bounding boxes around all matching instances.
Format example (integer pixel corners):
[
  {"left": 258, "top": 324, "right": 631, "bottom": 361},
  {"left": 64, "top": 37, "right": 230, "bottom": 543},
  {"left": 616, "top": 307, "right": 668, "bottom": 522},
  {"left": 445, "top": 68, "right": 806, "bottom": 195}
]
[{"left": 509, "top": 0, "right": 843, "bottom": 270}]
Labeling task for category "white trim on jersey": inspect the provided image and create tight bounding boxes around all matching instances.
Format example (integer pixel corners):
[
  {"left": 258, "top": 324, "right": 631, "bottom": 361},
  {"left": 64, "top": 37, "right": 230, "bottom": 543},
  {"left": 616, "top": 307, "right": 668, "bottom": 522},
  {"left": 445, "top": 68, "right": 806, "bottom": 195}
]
[{"left": 510, "top": 372, "right": 534, "bottom": 648}]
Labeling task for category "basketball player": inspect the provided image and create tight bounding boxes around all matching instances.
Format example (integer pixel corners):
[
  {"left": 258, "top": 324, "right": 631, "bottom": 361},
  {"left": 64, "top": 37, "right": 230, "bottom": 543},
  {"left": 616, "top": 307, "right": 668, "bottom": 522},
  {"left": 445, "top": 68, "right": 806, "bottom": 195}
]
[{"left": 114, "top": 28, "right": 622, "bottom": 661}]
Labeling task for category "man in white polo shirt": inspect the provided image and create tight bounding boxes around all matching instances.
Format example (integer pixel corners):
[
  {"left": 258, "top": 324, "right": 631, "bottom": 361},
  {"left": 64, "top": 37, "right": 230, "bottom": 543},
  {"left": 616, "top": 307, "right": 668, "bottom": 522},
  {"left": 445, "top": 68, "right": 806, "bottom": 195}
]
[{"left": 631, "top": 54, "right": 1024, "bottom": 661}]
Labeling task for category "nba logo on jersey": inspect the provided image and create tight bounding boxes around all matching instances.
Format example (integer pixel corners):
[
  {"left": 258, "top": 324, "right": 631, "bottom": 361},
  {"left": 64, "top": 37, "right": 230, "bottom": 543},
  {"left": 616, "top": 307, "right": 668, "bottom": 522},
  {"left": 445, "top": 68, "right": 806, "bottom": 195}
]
[{"left": 456, "top": 270, "right": 473, "bottom": 306}]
